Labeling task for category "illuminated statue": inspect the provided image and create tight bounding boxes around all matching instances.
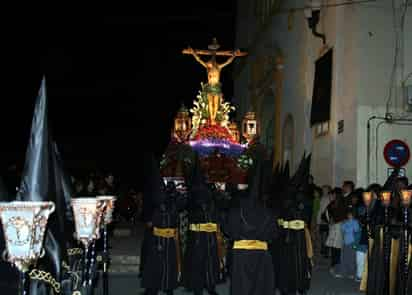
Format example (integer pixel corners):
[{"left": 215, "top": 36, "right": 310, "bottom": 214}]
[{"left": 183, "top": 38, "right": 246, "bottom": 125}]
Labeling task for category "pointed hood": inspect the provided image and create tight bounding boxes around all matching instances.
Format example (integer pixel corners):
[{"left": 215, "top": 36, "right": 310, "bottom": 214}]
[
  {"left": 290, "top": 152, "right": 306, "bottom": 187},
  {"left": 145, "top": 153, "right": 167, "bottom": 207},
  {"left": 51, "top": 142, "right": 76, "bottom": 247},
  {"left": 283, "top": 161, "right": 290, "bottom": 184},
  {"left": 383, "top": 167, "right": 400, "bottom": 191},
  {"left": 17, "top": 77, "right": 51, "bottom": 201},
  {"left": 240, "top": 151, "right": 264, "bottom": 209},
  {"left": 262, "top": 152, "right": 273, "bottom": 195},
  {"left": 16, "top": 77, "right": 65, "bottom": 289}
]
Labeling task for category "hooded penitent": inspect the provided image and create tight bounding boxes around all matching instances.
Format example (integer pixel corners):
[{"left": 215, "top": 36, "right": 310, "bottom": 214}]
[
  {"left": 364, "top": 168, "right": 398, "bottom": 295},
  {"left": 141, "top": 154, "right": 180, "bottom": 292},
  {"left": 224, "top": 153, "right": 277, "bottom": 295},
  {"left": 183, "top": 153, "right": 221, "bottom": 293},
  {"left": 51, "top": 142, "right": 76, "bottom": 248},
  {"left": 277, "top": 153, "right": 313, "bottom": 295},
  {"left": 16, "top": 77, "right": 65, "bottom": 295}
]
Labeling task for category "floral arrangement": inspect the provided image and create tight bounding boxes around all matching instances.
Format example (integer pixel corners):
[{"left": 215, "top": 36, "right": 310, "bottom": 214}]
[
  {"left": 237, "top": 154, "right": 253, "bottom": 170},
  {"left": 193, "top": 124, "right": 236, "bottom": 142},
  {"left": 190, "top": 82, "right": 236, "bottom": 136}
]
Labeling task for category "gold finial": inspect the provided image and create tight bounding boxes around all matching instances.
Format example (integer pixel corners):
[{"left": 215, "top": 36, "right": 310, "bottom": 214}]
[{"left": 208, "top": 38, "right": 220, "bottom": 51}]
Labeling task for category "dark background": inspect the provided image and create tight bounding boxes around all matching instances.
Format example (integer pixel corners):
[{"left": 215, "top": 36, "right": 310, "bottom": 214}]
[{"left": 0, "top": 4, "right": 237, "bottom": 190}]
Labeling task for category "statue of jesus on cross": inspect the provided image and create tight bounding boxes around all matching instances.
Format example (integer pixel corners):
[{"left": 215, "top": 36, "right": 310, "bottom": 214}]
[{"left": 183, "top": 38, "right": 247, "bottom": 125}]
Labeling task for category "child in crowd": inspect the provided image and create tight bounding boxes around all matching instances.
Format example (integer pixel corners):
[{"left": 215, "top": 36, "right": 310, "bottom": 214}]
[
  {"left": 335, "top": 210, "right": 360, "bottom": 279},
  {"left": 353, "top": 205, "right": 368, "bottom": 282}
]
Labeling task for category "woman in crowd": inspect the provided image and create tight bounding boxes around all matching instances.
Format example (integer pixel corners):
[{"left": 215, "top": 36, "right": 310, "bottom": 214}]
[
  {"left": 317, "top": 185, "right": 332, "bottom": 257},
  {"left": 325, "top": 188, "right": 347, "bottom": 275}
]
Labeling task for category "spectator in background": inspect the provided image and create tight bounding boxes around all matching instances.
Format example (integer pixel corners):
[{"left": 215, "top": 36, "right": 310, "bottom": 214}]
[
  {"left": 318, "top": 185, "right": 332, "bottom": 257},
  {"left": 311, "top": 186, "right": 322, "bottom": 252},
  {"left": 326, "top": 188, "right": 347, "bottom": 275},
  {"left": 85, "top": 177, "right": 96, "bottom": 196},
  {"left": 104, "top": 172, "right": 117, "bottom": 195},
  {"left": 74, "top": 179, "right": 84, "bottom": 197},
  {"left": 334, "top": 210, "right": 360, "bottom": 279},
  {"left": 348, "top": 188, "right": 363, "bottom": 218},
  {"left": 353, "top": 190, "right": 368, "bottom": 282},
  {"left": 342, "top": 180, "right": 355, "bottom": 209}
]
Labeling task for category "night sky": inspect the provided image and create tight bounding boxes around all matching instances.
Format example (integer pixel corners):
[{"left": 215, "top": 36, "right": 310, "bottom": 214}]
[{"left": 1, "top": 4, "right": 237, "bottom": 189}]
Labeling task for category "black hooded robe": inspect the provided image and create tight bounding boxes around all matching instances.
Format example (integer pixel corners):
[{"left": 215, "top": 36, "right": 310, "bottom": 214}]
[
  {"left": 224, "top": 191, "right": 277, "bottom": 295},
  {"left": 183, "top": 206, "right": 220, "bottom": 292},
  {"left": 141, "top": 206, "right": 180, "bottom": 292}
]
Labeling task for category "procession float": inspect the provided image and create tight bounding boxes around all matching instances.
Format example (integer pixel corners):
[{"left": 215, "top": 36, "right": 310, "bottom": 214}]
[{"left": 160, "top": 38, "right": 267, "bottom": 188}]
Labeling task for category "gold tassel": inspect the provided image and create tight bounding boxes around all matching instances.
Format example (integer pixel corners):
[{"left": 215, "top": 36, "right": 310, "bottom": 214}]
[
  {"left": 360, "top": 237, "right": 374, "bottom": 292},
  {"left": 389, "top": 239, "right": 400, "bottom": 295},
  {"left": 216, "top": 226, "right": 227, "bottom": 270},
  {"left": 304, "top": 226, "right": 314, "bottom": 260},
  {"left": 174, "top": 231, "right": 182, "bottom": 276}
]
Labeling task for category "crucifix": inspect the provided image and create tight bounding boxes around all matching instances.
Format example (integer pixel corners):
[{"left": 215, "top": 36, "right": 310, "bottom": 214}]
[{"left": 183, "top": 38, "right": 247, "bottom": 125}]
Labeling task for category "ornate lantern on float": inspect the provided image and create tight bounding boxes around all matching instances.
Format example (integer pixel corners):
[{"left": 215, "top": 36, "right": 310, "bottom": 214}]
[
  {"left": 228, "top": 122, "right": 240, "bottom": 143},
  {"left": 0, "top": 201, "right": 55, "bottom": 272},
  {"left": 174, "top": 104, "right": 192, "bottom": 142},
  {"left": 242, "top": 111, "right": 259, "bottom": 144}
]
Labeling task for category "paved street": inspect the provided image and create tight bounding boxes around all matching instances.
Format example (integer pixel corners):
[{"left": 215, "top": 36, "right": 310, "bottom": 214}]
[{"left": 102, "top": 223, "right": 363, "bottom": 295}]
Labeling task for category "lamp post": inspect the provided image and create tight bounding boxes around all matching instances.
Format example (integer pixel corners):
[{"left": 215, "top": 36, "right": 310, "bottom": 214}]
[
  {"left": 96, "top": 196, "right": 116, "bottom": 295},
  {"left": 400, "top": 190, "right": 411, "bottom": 295},
  {"left": 0, "top": 201, "right": 55, "bottom": 295}
]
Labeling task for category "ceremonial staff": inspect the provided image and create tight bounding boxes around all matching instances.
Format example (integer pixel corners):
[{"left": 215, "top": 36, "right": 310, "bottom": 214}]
[
  {"left": 97, "top": 196, "right": 117, "bottom": 295},
  {"left": 381, "top": 191, "right": 392, "bottom": 295},
  {"left": 400, "top": 190, "right": 411, "bottom": 295}
]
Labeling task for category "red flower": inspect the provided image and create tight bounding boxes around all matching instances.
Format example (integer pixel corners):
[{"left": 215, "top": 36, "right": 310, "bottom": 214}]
[{"left": 193, "top": 124, "right": 236, "bottom": 143}]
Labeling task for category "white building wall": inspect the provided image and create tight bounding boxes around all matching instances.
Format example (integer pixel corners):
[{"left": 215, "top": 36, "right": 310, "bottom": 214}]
[
  {"left": 355, "top": 1, "right": 412, "bottom": 187},
  {"left": 234, "top": 0, "right": 412, "bottom": 188}
]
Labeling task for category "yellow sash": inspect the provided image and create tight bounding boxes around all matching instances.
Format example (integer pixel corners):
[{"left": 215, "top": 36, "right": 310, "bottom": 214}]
[
  {"left": 233, "top": 240, "right": 268, "bottom": 250},
  {"left": 153, "top": 227, "right": 181, "bottom": 275},
  {"left": 153, "top": 227, "right": 176, "bottom": 238},
  {"left": 283, "top": 220, "right": 305, "bottom": 230},
  {"left": 189, "top": 223, "right": 218, "bottom": 232}
]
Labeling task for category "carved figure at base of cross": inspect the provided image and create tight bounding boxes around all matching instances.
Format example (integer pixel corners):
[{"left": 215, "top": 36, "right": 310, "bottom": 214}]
[{"left": 183, "top": 38, "right": 247, "bottom": 125}]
